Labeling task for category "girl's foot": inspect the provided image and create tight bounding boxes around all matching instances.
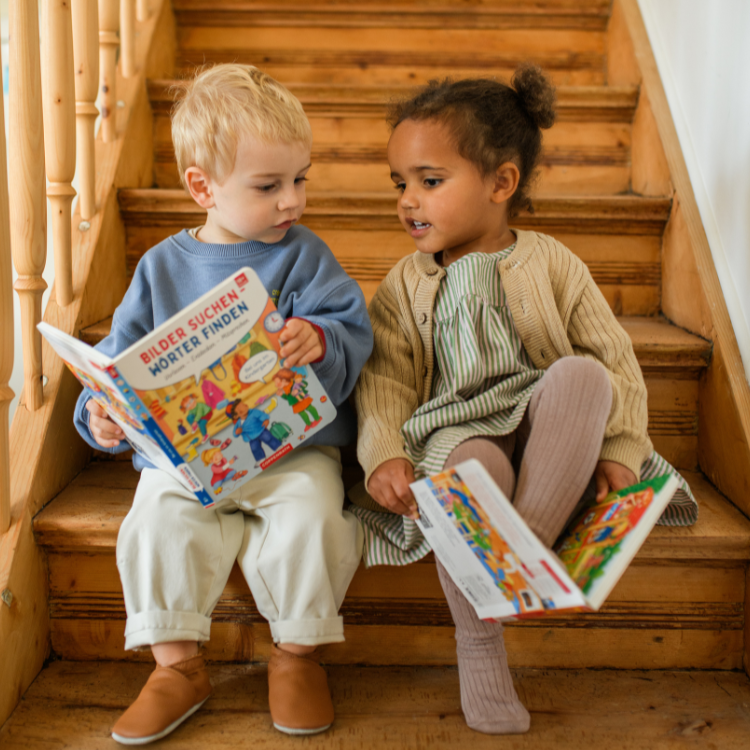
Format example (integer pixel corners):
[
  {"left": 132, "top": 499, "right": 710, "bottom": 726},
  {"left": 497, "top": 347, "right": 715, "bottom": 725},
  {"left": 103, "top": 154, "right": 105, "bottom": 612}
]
[{"left": 436, "top": 560, "right": 530, "bottom": 734}]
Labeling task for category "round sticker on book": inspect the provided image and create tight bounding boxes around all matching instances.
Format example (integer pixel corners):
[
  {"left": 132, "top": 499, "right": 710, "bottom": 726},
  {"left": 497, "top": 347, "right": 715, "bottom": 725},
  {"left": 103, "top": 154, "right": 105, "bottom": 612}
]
[{"left": 264, "top": 312, "right": 285, "bottom": 333}]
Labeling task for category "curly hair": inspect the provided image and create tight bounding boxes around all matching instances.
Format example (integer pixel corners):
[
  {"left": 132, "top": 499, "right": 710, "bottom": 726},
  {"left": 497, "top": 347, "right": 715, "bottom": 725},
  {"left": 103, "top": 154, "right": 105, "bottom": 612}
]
[{"left": 387, "top": 64, "right": 556, "bottom": 217}]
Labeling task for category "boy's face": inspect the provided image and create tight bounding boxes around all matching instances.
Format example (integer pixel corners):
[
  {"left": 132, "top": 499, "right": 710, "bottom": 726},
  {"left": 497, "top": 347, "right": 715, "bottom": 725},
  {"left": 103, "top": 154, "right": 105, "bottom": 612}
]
[{"left": 187, "top": 134, "right": 311, "bottom": 244}]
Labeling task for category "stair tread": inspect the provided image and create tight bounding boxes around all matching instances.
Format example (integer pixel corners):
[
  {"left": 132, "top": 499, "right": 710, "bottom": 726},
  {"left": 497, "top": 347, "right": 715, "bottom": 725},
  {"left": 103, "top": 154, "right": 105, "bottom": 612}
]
[
  {"left": 3, "top": 661, "right": 750, "bottom": 748},
  {"left": 80, "top": 309, "right": 710, "bottom": 368},
  {"left": 149, "top": 80, "right": 639, "bottom": 120},
  {"left": 34, "top": 464, "right": 750, "bottom": 558}
]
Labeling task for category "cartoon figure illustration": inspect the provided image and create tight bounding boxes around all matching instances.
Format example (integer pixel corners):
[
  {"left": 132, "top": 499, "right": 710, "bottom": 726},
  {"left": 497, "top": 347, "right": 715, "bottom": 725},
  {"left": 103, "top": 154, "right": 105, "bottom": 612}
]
[
  {"left": 177, "top": 419, "right": 188, "bottom": 436},
  {"left": 226, "top": 397, "right": 281, "bottom": 463},
  {"left": 180, "top": 393, "right": 213, "bottom": 443},
  {"left": 201, "top": 377, "right": 228, "bottom": 410},
  {"left": 200, "top": 446, "right": 248, "bottom": 494},
  {"left": 273, "top": 368, "right": 323, "bottom": 432}
]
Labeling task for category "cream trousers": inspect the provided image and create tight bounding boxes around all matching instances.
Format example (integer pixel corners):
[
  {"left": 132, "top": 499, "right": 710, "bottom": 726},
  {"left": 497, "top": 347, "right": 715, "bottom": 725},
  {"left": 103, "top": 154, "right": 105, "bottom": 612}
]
[{"left": 116, "top": 446, "right": 364, "bottom": 650}]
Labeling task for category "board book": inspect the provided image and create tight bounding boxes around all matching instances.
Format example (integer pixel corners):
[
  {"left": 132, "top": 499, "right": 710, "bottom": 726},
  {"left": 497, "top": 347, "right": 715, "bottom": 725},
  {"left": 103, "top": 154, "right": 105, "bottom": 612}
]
[
  {"left": 410, "top": 459, "right": 679, "bottom": 620},
  {"left": 38, "top": 267, "right": 336, "bottom": 508}
]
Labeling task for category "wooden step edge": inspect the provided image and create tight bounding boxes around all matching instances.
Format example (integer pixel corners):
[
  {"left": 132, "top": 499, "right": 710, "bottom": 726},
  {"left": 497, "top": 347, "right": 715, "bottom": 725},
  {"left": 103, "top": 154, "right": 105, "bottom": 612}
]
[
  {"left": 172, "top": 1, "right": 610, "bottom": 31},
  {"left": 148, "top": 80, "right": 639, "bottom": 121},
  {"left": 80, "top": 315, "right": 710, "bottom": 373},
  {"left": 118, "top": 190, "right": 672, "bottom": 229},
  {"left": 34, "top": 459, "right": 749, "bottom": 560}
]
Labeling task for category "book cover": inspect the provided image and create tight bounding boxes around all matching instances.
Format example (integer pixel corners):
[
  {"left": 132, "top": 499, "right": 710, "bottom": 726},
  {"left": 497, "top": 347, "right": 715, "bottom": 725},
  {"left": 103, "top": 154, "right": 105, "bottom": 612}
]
[
  {"left": 410, "top": 460, "right": 678, "bottom": 620},
  {"left": 39, "top": 267, "right": 336, "bottom": 507}
]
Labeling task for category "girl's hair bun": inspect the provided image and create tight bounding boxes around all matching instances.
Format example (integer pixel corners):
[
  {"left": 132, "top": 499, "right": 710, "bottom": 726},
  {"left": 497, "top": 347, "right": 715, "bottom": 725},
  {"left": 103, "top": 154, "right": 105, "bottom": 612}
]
[{"left": 512, "top": 63, "right": 556, "bottom": 130}]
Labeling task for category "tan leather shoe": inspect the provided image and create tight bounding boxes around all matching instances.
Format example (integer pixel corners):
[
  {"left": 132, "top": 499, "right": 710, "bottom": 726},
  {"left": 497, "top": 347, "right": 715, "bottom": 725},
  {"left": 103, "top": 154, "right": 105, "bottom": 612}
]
[
  {"left": 267, "top": 645, "right": 334, "bottom": 735},
  {"left": 111, "top": 654, "right": 211, "bottom": 745}
]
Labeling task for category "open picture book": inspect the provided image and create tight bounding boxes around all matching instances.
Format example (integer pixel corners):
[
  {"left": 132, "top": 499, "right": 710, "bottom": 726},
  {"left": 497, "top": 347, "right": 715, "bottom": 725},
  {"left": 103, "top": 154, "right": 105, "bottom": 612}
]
[
  {"left": 410, "top": 459, "right": 679, "bottom": 620},
  {"left": 39, "top": 267, "right": 336, "bottom": 508}
]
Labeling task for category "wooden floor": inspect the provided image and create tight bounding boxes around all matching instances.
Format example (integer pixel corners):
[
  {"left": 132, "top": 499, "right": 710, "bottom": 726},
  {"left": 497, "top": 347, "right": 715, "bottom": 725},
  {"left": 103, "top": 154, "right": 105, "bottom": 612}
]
[{"left": 2, "top": 661, "right": 750, "bottom": 748}]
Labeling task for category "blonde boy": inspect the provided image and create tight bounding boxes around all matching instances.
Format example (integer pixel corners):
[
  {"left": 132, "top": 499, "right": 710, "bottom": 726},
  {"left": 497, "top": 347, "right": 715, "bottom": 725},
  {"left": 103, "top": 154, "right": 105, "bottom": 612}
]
[{"left": 73, "top": 65, "right": 372, "bottom": 744}]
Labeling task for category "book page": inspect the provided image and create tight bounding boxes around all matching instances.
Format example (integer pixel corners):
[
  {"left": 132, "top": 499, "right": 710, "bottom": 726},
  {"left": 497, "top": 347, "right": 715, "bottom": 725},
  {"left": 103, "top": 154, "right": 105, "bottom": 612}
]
[
  {"left": 554, "top": 473, "right": 679, "bottom": 610},
  {"left": 411, "top": 460, "right": 586, "bottom": 620},
  {"left": 37, "top": 322, "right": 177, "bottom": 475},
  {"left": 113, "top": 268, "right": 337, "bottom": 502}
]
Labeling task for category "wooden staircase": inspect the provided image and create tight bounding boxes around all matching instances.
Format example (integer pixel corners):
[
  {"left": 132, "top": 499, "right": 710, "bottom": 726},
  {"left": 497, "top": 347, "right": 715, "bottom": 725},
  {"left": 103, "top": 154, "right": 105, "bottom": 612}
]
[{"left": 3, "top": 0, "right": 750, "bottom": 745}]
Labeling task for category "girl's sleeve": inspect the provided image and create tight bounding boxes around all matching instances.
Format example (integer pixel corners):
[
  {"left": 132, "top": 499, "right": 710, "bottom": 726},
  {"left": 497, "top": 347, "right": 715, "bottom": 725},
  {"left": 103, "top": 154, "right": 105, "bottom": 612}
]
[
  {"left": 355, "top": 281, "right": 420, "bottom": 488},
  {"left": 566, "top": 277, "right": 653, "bottom": 479}
]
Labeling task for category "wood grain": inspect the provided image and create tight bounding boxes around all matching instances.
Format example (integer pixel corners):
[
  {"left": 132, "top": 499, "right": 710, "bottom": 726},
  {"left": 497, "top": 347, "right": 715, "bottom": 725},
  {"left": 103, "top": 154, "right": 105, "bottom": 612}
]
[
  {"left": 0, "top": 0, "right": 173, "bottom": 729},
  {"left": 3, "top": 662, "right": 750, "bottom": 749}
]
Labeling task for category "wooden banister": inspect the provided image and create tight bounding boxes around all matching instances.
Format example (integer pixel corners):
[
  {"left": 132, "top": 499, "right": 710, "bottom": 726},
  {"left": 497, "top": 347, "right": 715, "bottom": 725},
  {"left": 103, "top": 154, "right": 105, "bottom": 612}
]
[
  {"left": 0, "top": 61, "right": 13, "bottom": 534},
  {"left": 121, "top": 0, "right": 136, "bottom": 77},
  {"left": 42, "top": 0, "right": 77, "bottom": 307},
  {"left": 73, "top": 0, "right": 100, "bottom": 221},
  {"left": 9, "top": 0, "right": 48, "bottom": 412},
  {"left": 136, "top": 0, "right": 149, "bottom": 22},
  {"left": 98, "top": 0, "right": 120, "bottom": 143}
]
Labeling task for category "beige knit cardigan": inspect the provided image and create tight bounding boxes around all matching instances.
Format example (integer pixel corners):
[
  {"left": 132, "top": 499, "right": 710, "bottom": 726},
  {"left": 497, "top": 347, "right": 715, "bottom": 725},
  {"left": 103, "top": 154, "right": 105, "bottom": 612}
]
[{"left": 355, "top": 229, "right": 653, "bottom": 485}]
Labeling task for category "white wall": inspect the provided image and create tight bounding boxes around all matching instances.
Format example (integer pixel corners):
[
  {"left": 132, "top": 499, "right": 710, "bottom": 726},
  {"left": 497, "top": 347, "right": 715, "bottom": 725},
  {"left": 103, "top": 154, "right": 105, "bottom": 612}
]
[{"left": 638, "top": 0, "right": 750, "bottom": 381}]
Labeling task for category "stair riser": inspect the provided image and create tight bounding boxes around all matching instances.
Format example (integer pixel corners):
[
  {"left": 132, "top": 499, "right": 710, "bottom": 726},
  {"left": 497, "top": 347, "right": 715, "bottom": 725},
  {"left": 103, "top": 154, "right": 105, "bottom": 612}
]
[
  {"left": 123, "top": 226, "right": 661, "bottom": 315},
  {"left": 176, "top": 26, "right": 607, "bottom": 88},
  {"left": 46, "top": 553, "right": 745, "bottom": 668},
  {"left": 153, "top": 115, "right": 632, "bottom": 195}
]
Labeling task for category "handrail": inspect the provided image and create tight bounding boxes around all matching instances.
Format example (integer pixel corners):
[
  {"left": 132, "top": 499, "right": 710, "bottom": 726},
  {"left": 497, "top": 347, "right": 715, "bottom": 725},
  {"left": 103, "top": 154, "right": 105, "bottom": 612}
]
[{"left": 0, "top": 61, "right": 12, "bottom": 535}]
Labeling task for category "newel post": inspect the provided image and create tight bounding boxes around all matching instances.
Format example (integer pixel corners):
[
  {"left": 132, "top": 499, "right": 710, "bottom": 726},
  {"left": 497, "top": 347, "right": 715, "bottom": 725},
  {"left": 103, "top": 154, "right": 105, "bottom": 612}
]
[
  {"left": 98, "top": 0, "right": 120, "bottom": 143},
  {"left": 0, "top": 61, "right": 13, "bottom": 533},
  {"left": 72, "top": 0, "right": 100, "bottom": 220},
  {"left": 9, "top": 0, "right": 48, "bottom": 412},
  {"left": 42, "top": 0, "right": 77, "bottom": 307}
]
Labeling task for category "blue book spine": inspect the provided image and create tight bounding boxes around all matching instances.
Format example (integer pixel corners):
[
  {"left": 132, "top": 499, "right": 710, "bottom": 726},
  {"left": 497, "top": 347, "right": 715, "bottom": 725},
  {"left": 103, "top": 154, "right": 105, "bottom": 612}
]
[{"left": 105, "top": 365, "right": 215, "bottom": 508}]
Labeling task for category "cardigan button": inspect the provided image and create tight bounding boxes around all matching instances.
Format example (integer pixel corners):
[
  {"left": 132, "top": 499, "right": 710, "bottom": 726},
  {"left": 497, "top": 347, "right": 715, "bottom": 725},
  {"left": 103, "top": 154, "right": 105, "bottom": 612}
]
[
  {"left": 427, "top": 268, "right": 438, "bottom": 276},
  {"left": 418, "top": 312, "right": 427, "bottom": 324}
]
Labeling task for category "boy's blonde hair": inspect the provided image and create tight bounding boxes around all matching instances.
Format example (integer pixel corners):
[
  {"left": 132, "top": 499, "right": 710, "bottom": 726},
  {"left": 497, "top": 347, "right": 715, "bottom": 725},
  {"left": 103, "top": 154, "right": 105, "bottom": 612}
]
[{"left": 172, "top": 64, "right": 312, "bottom": 187}]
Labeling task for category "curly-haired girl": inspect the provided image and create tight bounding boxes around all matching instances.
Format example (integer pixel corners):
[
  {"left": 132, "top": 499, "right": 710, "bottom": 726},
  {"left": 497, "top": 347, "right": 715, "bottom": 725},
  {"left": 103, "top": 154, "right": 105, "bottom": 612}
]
[{"left": 353, "top": 65, "right": 696, "bottom": 735}]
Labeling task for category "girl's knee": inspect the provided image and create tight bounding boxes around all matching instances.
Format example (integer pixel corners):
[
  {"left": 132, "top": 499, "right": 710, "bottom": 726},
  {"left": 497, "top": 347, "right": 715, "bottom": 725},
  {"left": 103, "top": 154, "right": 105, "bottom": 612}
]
[{"left": 545, "top": 357, "right": 611, "bottom": 404}]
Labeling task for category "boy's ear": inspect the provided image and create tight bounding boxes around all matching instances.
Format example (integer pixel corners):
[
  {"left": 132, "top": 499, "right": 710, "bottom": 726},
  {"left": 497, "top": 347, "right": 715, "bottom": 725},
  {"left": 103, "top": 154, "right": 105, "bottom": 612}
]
[
  {"left": 184, "top": 167, "right": 216, "bottom": 209},
  {"left": 490, "top": 162, "right": 521, "bottom": 205}
]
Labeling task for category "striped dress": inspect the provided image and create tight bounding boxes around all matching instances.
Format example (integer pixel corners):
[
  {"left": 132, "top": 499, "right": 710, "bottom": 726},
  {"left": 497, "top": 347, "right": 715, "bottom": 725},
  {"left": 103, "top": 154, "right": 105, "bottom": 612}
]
[{"left": 350, "top": 247, "right": 697, "bottom": 567}]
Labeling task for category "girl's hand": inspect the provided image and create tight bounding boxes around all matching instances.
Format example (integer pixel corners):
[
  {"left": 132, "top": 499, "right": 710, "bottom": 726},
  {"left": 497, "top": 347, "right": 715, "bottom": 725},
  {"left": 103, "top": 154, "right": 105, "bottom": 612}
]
[
  {"left": 595, "top": 460, "right": 637, "bottom": 501},
  {"left": 279, "top": 319, "right": 324, "bottom": 367},
  {"left": 368, "top": 458, "right": 419, "bottom": 520},
  {"left": 85, "top": 400, "right": 125, "bottom": 448}
]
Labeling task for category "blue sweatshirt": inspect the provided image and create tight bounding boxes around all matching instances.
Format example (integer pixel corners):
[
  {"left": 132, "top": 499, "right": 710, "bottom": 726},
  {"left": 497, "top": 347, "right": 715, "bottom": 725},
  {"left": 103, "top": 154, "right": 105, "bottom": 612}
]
[{"left": 74, "top": 226, "right": 374, "bottom": 470}]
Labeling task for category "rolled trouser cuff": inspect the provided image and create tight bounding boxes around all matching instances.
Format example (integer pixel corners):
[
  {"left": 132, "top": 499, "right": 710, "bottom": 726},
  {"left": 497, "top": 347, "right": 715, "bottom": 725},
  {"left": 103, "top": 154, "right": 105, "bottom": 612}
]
[
  {"left": 124, "top": 611, "right": 212, "bottom": 651},
  {"left": 270, "top": 616, "right": 345, "bottom": 646}
]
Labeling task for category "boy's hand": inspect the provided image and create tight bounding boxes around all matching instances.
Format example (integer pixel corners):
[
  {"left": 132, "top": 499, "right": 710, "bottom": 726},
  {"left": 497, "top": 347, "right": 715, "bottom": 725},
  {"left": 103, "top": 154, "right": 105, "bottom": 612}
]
[
  {"left": 279, "top": 319, "right": 323, "bottom": 367},
  {"left": 368, "top": 458, "right": 419, "bottom": 520},
  {"left": 595, "top": 460, "right": 637, "bottom": 501},
  {"left": 85, "top": 400, "right": 125, "bottom": 448}
]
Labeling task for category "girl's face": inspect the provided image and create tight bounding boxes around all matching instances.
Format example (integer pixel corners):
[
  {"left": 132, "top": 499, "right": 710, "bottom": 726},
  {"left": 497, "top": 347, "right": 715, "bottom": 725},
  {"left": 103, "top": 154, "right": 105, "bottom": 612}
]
[{"left": 387, "top": 119, "right": 510, "bottom": 264}]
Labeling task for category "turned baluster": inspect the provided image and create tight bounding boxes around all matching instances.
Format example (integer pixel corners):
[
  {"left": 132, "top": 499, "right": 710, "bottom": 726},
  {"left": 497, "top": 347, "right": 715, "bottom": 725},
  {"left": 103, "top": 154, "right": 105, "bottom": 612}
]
[
  {"left": 0, "top": 63, "right": 13, "bottom": 534},
  {"left": 136, "top": 0, "right": 149, "bottom": 22},
  {"left": 42, "top": 0, "right": 77, "bottom": 307},
  {"left": 120, "top": 0, "right": 136, "bottom": 78},
  {"left": 98, "top": 0, "right": 120, "bottom": 143},
  {"left": 72, "top": 0, "right": 99, "bottom": 220},
  {"left": 9, "top": 0, "right": 48, "bottom": 412}
]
